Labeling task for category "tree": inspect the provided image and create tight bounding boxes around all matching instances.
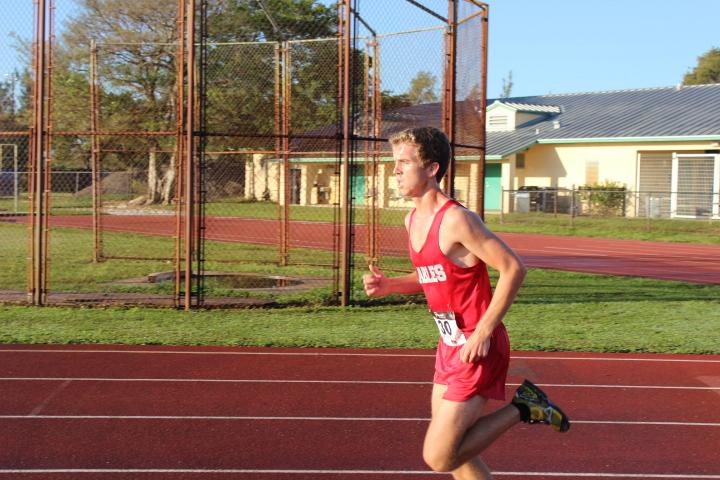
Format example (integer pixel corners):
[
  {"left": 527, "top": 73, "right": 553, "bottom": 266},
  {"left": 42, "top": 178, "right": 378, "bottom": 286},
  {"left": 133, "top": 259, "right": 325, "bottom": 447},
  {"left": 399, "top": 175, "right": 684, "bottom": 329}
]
[
  {"left": 501, "top": 70, "right": 513, "bottom": 98},
  {"left": 407, "top": 71, "right": 438, "bottom": 104},
  {"left": 683, "top": 47, "right": 720, "bottom": 85},
  {"left": 0, "top": 79, "right": 16, "bottom": 130},
  {"left": 53, "top": 0, "right": 337, "bottom": 205}
]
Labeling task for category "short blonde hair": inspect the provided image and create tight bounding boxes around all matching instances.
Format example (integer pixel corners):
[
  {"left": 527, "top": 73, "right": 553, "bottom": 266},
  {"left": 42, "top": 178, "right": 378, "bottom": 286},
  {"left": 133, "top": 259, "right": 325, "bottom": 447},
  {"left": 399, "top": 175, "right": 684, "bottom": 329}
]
[{"left": 389, "top": 127, "right": 450, "bottom": 181}]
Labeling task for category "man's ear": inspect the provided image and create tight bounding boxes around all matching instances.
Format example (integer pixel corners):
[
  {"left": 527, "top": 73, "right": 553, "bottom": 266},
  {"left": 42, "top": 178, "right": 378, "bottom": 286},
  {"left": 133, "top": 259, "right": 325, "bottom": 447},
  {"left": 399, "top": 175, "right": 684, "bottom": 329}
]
[{"left": 427, "top": 162, "right": 440, "bottom": 178}]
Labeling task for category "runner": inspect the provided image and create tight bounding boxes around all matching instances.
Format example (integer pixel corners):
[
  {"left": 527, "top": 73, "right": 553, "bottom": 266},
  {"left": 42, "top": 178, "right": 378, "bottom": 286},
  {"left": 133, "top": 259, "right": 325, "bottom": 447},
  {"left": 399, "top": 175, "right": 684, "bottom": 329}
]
[{"left": 363, "top": 127, "right": 570, "bottom": 479}]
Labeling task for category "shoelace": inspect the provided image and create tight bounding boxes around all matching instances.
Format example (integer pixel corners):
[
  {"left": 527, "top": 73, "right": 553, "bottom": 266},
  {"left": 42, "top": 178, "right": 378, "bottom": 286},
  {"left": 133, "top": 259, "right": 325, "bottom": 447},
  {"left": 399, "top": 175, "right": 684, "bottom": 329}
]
[{"left": 542, "top": 406, "right": 555, "bottom": 424}]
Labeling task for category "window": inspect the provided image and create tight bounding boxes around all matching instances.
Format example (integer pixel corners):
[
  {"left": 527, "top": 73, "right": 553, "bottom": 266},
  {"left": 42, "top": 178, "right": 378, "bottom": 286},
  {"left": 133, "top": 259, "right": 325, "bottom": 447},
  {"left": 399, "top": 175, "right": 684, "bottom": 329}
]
[
  {"left": 516, "top": 153, "right": 525, "bottom": 169},
  {"left": 585, "top": 159, "right": 599, "bottom": 185},
  {"left": 638, "top": 152, "right": 720, "bottom": 218}
]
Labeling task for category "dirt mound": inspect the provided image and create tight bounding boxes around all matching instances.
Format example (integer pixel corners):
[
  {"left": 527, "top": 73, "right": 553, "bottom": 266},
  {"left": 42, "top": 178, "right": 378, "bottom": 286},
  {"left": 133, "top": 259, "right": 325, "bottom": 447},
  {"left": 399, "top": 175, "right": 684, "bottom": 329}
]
[{"left": 75, "top": 172, "right": 132, "bottom": 197}]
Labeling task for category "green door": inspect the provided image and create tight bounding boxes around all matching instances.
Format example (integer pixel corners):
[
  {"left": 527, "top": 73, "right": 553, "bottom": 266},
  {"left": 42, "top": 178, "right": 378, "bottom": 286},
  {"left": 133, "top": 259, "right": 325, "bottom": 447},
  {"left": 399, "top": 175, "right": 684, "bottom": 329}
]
[
  {"left": 351, "top": 165, "right": 365, "bottom": 206},
  {"left": 484, "top": 163, "right": 501, "bottom": 211}
]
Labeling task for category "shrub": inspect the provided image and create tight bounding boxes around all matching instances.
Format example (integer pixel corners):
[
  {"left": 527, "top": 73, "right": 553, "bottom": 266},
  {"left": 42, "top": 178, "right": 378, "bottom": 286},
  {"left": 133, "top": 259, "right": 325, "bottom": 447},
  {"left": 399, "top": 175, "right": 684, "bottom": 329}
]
[{"left": 578, "top": 181, "right": 627, "bottom": 216}]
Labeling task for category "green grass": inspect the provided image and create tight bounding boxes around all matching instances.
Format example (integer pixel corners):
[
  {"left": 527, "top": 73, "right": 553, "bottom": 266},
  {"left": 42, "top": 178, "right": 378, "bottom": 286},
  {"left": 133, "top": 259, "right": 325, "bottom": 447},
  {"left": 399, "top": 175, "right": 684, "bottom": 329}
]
[
  {"left": 485, "top": 213, "right": 720, "bottom": 244},
  {"left": 1, "top": 268, "right": 719, "bottom": 354}
]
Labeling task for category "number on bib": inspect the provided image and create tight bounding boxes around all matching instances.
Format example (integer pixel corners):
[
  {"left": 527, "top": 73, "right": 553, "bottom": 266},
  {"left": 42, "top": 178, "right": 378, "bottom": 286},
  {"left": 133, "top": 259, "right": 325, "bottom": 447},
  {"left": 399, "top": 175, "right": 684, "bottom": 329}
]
[{"left": 431, "top": 311, "right": 467, "bottom": 347}]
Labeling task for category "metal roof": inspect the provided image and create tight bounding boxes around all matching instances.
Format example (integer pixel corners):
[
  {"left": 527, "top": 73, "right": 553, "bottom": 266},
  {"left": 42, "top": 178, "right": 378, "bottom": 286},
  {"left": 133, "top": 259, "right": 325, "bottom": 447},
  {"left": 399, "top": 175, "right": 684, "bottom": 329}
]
[
  {"left": 292, "top": 83, "right": 720, "bottom": 159},
  {"left": 486, "top": 83, "right": 720, "bottom": 157}
]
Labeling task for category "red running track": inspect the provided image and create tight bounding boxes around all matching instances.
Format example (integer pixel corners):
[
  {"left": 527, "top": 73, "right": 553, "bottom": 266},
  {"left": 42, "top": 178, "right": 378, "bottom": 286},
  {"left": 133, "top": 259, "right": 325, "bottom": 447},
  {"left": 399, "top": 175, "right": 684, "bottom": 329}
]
[
  {"left": 3, "top": 215, "right": 719, "bottom": 284},
  {"left": 2, "top": 344, "right": 720, "bottom": 479}
]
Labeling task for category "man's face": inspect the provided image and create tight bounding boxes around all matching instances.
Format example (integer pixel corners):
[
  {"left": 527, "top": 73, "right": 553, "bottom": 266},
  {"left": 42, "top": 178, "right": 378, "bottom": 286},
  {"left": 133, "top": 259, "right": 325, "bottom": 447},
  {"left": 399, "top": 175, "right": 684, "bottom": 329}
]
[{"left": 391, "top": 142, "right": 435, "bottom": 198}]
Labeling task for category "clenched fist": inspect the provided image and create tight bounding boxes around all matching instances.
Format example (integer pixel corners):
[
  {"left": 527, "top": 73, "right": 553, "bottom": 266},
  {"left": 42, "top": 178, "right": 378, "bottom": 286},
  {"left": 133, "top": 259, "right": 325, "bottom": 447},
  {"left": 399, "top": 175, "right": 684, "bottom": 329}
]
[{"left": 362, "top": 264, "right": 386, "bottom": 297}]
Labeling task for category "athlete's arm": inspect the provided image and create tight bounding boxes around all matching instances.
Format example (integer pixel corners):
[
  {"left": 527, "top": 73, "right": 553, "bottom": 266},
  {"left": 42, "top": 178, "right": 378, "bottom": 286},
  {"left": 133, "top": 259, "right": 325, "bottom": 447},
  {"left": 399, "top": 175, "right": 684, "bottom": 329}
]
[
  {"left": 363, "top": 265, "right": 423, "bottom": 297},
  {"left": 363, "top": 210, "right": 424, "bottom": 297},
  {"left": 442, "top": 207, "right": 527, "bottom": 363}
]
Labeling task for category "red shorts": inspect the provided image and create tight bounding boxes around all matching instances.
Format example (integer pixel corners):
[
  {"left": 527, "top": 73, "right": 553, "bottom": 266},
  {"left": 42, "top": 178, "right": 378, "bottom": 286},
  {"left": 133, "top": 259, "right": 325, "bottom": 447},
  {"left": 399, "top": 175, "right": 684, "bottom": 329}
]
[{"left": 433, "top": 323, "right": 510, "bottom": 402}]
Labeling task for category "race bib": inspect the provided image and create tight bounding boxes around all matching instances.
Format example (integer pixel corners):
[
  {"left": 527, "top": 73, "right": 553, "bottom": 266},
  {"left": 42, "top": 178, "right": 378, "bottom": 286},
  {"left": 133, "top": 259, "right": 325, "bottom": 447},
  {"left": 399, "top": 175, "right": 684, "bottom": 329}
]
[{"left": 431, "top": 311, "right": 467, "bottom": 347}]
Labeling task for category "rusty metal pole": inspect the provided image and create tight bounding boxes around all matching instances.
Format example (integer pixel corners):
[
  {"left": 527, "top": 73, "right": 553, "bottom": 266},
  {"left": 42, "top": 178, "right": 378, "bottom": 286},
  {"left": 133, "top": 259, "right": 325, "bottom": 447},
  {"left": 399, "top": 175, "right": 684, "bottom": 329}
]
[
  {"left": 27, "top": 0, "right": 37, "bottom": 299},
  {"left": 443, "top": 0, "right": 457, "bottom": 199},
  {"left": 174, "top": 0, "right": 186, "bottom": 307},
  {"left": 90, "top": 41, "right": 103, "bottom": 263},
  {"left": 183, "top": 0, "right": 196, "bottom": 310},
  {"left": 30, "top": 0, "right": 48, "bottom": 305},
  {"left": 476, "top": 4, "right": 489, "bottom": 220},
  {"left": 43, "top": 0, "right": 55, "bottom": 299},
  {"left": 330, "top": 2, "right": 345, "bottom": 305},
  {"left": 363, "top": 40, "right": 371, "bottom": 263},
  {"left": 280, "top": 41, "right": 291, "bottom": 266},
  {"left": 339, "top": 0, "right": 353, "bottom": 306},
  {"left": 371, "top": 40, "right": 381, "bottom": 266},
  {"left": 273, "top": 43, "right": 283, "bottom": 265},
  {"left": 477, "top": 4, "right": 489, "bottom": 220}
]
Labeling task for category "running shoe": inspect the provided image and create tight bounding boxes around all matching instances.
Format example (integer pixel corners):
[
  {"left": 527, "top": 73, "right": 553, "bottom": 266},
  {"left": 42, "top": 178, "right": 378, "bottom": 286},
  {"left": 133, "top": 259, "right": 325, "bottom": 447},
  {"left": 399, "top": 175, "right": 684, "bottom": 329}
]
[{"left": 512, "top": 379, "right": 570, "bottom": 432}]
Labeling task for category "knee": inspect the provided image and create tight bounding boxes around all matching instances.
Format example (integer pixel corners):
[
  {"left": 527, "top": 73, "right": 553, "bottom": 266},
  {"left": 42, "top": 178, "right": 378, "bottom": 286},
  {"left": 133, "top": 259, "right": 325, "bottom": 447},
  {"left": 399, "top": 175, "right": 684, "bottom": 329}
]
[{"left": 422, "top": 446, "right": 457, "bottom": 473}]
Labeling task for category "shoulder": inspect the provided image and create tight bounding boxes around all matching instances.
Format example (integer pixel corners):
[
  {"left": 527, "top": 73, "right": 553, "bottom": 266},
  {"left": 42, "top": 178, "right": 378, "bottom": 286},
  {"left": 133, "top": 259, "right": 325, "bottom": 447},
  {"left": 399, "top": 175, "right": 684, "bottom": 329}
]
[{"left": 442, "top": 204, "right": 492, "bottom": 239}]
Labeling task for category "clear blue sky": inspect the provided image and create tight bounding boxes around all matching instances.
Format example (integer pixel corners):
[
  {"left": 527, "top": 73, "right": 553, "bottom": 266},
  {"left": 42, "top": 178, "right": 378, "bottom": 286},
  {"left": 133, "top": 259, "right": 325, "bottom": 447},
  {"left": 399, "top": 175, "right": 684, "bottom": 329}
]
[
  {"left": 348, "top": 0, "right": 720, "bottom": 98},
  {"left": 2, "top": 0, "right": 719, "bottom": 99}
]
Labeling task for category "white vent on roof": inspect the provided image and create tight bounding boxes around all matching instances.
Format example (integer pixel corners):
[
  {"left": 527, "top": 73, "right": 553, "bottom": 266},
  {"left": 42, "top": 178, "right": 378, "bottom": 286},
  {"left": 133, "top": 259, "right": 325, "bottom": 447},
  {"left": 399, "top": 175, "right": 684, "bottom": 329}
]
[{"left": 553, "top": 120, "right": 561, "bottom": 129}]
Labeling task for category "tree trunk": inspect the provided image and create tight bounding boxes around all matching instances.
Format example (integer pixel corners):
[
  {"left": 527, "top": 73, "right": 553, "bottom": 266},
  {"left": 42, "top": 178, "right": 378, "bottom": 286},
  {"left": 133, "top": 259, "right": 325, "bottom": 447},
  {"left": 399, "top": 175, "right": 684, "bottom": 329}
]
[
  {"left": 160, "top": 153, "right": 176, "bottom": 205},
  {"left": 146, "top": 147, "right": 160, "bottom": 204}
]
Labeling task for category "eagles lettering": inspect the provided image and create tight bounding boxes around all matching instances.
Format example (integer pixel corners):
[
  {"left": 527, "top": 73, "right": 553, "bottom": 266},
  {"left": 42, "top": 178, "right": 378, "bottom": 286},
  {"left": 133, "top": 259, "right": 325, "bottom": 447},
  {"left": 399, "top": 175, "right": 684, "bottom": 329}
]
[{"left": 416, "top": 264, "right": 447, "bottom": 284}]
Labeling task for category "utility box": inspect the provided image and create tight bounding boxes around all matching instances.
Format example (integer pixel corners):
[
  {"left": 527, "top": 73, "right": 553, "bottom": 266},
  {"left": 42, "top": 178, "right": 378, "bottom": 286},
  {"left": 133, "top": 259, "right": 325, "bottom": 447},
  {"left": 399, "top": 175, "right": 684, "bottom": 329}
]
[{"left": 515, "top": 191, "right": 530, "bottom": 213}]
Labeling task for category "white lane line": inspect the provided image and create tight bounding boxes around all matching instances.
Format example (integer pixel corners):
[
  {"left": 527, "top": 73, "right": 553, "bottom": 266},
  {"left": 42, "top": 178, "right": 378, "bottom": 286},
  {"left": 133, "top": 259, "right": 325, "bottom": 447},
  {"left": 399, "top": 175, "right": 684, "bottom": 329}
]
[
  {"left": 1, "top": 415, "right": 719, "bottom": 427},
  {"left": 1, "top": 378, "right": 719, "bottom": 390},
  {"left": 0, "top": 349, "right": 718, "bottom": 363},
  {"left": 511, "top": 356, "right": 720, "bottom": 363},
  {"left": 0, "top": 349, "right": 435, "bottom": 358},
  {"left": 0, "top": 470, "right": 719, "bottom": 478}
]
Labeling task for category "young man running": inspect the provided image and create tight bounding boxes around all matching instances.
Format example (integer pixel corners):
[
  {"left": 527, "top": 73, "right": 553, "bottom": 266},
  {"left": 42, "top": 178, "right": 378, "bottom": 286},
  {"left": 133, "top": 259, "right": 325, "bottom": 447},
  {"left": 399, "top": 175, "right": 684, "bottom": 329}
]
[{"left": 363, "top": 127, "right": 569, "bottom": 479}]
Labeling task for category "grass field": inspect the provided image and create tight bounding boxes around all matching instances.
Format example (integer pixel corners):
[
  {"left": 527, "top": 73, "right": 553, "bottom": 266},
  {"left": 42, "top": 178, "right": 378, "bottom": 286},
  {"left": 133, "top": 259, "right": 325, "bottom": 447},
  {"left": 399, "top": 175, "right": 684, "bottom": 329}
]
[{"left": 1, "top": 273, "right": 718, "bottom": 353}]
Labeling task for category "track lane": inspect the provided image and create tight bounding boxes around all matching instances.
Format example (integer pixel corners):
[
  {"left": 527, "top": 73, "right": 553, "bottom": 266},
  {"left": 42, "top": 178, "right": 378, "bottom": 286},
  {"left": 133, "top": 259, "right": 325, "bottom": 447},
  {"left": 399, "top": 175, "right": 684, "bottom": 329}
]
[
  {"left": 1, "top": 347, "right": 719, "bottom": 389},
  {"left": 3, "top": 380, "right": 720, "bottom": 424},
  {"left": 2, "top": 419, "right": 719, "bottom": 476}
]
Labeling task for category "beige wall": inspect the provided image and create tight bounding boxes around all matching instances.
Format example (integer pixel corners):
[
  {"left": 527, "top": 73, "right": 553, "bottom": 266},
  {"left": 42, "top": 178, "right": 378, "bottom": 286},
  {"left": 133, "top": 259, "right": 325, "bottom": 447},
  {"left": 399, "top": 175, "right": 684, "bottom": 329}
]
[
  {"left": 245, "top": 140, "right": 719, "bottom": 214},
  {"left": 519, "top": 140, "right": 717, "bottom": 190}
]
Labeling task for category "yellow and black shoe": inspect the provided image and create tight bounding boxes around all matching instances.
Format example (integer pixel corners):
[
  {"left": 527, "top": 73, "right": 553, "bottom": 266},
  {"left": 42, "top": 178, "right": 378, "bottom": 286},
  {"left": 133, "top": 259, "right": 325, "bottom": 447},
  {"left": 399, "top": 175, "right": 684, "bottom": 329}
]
[{"left": 512, "top": 379, "right": 570, "bottom": 432}]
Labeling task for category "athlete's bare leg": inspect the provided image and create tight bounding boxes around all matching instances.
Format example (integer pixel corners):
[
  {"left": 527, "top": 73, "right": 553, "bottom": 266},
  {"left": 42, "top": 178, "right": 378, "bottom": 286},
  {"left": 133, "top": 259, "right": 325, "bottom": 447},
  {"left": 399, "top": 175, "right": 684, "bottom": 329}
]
[{"left": 423, "top": 384, "right": 521, "bottom": 479}]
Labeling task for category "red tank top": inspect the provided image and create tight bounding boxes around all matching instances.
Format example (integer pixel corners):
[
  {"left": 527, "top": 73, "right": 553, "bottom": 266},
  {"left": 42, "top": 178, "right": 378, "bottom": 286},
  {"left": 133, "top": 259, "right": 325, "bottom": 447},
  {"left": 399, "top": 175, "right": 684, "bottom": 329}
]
[{"left": 408, "top": 200, "right": 493, "bottom": 333}]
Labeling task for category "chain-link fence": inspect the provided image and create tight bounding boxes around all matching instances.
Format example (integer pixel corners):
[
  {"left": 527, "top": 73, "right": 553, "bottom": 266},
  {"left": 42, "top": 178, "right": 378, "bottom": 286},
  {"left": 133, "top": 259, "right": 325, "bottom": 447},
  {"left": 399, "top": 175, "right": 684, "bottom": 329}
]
[
  {"left": 501, "top": 188, "right": 720, "bottom": 225},
  {"left": 0, "top": 0, "right": 32, "bottom": 300},
  {"left": 2, "top": 0, "right": 490, "bottom": 308}
]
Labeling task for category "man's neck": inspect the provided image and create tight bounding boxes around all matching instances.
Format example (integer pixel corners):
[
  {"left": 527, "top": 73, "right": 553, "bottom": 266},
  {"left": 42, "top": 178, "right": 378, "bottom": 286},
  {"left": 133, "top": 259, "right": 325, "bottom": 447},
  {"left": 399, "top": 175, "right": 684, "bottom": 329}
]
[{"left": 412, "top": 187, "right": 448, "bottom": 216}]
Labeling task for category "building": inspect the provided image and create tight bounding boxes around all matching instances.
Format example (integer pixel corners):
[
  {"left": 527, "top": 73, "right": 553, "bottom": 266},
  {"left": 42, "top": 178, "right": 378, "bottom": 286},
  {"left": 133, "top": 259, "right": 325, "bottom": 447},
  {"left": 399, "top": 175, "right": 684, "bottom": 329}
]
[{"left": 245, "top": 83, "right": 720, "bottom": 219}]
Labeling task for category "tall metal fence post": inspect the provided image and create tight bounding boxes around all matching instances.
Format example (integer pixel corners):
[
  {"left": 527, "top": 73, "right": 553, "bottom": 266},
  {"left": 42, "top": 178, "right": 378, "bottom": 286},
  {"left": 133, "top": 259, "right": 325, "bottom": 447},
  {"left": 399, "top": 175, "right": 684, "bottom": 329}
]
[
  {"left": 90, "top": 40, "right": 103, "bottom": 263},
  {"left": 478, "top": 3, "right": 489, "bottom": 219},
  {"left": 339, "top": 0, "right": 353, "bottom": 306},
  {"left": 174, "top": 0, "right": 186, "bottom": 308},
  {"left": 183, "top": 0, "right": 197, "bottom": 311},
  {"left": 442, "top": 0, "right": 457, "bottom": 200},
  {"left": 29, "top": 0, "right": 49, "bottom": 305}
]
